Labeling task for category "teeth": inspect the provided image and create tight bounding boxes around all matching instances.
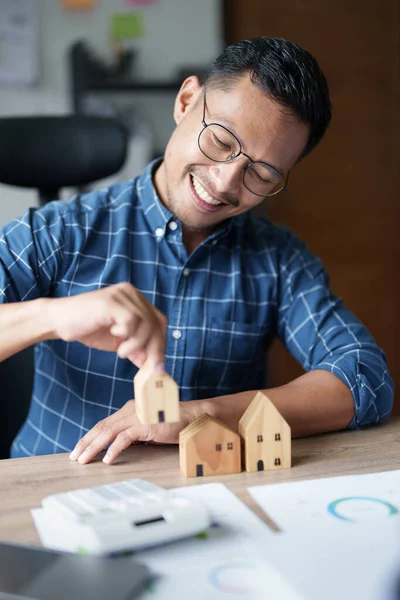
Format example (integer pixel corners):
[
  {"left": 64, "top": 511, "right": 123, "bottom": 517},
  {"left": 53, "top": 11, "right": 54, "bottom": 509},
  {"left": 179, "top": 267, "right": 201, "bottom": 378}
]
[{"left": 191, "top": 176, "right": 222, "bottom": 205}]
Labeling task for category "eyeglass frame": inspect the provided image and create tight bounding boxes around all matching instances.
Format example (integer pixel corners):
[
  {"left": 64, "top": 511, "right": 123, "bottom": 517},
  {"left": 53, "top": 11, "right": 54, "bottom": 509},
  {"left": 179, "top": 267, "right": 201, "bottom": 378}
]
[{"left": 197, "top": 85, "right": 289, "bottom": 197}]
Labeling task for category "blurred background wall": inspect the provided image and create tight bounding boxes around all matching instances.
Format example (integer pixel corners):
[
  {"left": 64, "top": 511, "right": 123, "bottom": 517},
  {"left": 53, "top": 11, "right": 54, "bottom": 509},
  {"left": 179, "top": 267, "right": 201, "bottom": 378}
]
[
  {"left": 0, "top": 0, "right": 223, "bottom": 225},
  {"left": 224, "top": 0, "right": 399, "bottom": 416}
]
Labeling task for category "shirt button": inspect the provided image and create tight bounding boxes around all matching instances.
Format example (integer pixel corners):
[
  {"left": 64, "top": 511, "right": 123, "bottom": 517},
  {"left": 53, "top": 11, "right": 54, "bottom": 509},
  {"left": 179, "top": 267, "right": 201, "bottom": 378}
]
[
  {"left": 183, "top": 268, "right": 190, "bottom": 277},
  {"left": 168, "top": 221, "right": 178, "bottom": 231},
  {"left": 155, "top": 227, "right": 164, "bottom": 237},
  {"left": 172, "top": 329, "right": 182, "bottom": 340},
  {"left": 212, "top": 239, "right": 218, "bottom": 246}
]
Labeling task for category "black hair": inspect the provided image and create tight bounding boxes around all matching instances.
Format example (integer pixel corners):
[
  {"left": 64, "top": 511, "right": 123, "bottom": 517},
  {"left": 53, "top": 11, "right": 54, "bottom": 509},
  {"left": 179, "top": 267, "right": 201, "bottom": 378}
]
[{"left": 204, "top": 37, "right": 332, "bottom": 159}]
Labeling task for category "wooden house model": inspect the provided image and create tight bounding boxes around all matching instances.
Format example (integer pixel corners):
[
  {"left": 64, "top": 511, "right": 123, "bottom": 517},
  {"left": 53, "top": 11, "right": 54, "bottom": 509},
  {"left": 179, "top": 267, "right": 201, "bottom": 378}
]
[
  {"left": 133, "top": 360, "right": 180, "bottom": 425},
  {"left": 239, "top": 392, "right": 291, "bottom": 472},
  {"left": 179, "top": 413, "right": 241, "bottom": 477}
]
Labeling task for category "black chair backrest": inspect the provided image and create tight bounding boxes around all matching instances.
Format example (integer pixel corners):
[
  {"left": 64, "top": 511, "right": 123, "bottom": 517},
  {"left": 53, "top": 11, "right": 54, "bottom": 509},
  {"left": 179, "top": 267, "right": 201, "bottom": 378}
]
[{"left": 0, "top": 115, "right": 128, "bottom": 204}]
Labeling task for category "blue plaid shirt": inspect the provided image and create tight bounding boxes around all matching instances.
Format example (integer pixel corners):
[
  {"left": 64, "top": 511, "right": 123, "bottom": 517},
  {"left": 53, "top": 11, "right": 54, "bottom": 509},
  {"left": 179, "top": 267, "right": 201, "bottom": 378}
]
[{"left": 0, "top": 160, "right": 393, "bottom": 458}]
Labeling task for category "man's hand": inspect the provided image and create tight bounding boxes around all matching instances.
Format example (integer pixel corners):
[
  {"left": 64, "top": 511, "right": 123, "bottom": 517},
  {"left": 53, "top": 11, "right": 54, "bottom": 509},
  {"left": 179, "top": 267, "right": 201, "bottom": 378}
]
[
  {"left": 69, "top": 399, "right": 193, "bottom": 465},
  {"left": 47, "top": 283, "right": 167, "bottom": 370}
]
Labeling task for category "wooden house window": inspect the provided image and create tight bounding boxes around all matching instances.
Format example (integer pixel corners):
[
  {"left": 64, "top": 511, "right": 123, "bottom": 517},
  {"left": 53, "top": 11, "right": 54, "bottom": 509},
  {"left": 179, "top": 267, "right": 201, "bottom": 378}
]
[
  {"left": 275, "top": 433, "right": 281, "bottom": 441},
  {"left": 257, "top": 435, "right": 263, "bottom": 443},
  {"left": 216, "top": 444, "right": 222, "bottom": 451},
  {"left": 275, "top": 458, "right": 281, "bottom": 466},
  {"left": 227, "top": 442, "right": 233, "bottom": 450}
]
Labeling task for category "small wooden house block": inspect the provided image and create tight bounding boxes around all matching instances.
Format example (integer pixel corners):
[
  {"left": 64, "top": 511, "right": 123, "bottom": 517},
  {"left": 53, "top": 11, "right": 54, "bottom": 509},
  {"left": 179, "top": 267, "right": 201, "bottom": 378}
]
[
  {"left": 179, "top": 413, "right": 241, "bottom": 478},
  {"left": 239, "top": 392, "right": 291, "bottom": 472},
  {"left": 133, "top": 360, "right": 180, "bottom": 425}
]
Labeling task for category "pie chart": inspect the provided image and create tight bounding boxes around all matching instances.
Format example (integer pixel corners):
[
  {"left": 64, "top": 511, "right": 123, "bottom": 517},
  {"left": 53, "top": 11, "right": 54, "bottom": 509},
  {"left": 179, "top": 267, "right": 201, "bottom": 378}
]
[
  {"left": 209, "top": 561, "right": 260, "bottom": 595},
  {"left": 327, "top": 496, "right": 399, "bottom": 522}
]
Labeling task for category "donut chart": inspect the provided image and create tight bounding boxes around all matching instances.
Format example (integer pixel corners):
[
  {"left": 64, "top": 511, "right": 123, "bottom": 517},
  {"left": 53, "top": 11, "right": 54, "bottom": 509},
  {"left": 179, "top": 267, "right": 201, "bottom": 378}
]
[
  {"left": 209, "top": 562, "right": 255, "bottom": 595},
  {"left": 327, "top": 496, "right": 399, "bottom": 522}
]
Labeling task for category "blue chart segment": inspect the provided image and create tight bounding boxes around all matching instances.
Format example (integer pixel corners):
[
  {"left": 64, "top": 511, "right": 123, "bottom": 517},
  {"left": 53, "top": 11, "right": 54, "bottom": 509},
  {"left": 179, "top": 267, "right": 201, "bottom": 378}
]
[{"left": 327, "top": 496, "right": 399, "bottom": 522}]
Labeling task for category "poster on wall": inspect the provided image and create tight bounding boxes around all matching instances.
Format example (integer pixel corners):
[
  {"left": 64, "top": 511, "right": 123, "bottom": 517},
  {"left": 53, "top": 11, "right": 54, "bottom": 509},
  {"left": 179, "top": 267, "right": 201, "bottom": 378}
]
[{"left": 0, "top": 0, "right": 38, "bottom": 86}]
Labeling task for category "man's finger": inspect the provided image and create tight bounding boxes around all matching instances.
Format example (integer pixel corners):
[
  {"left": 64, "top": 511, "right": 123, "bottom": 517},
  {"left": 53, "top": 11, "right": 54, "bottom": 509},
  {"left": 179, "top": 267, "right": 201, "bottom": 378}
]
[
  {"left": 102, "top": 428, "right": 139, "bottom": 464},
  {"left": 116, "top": 323, "right": 152, "bottom": 359},
  {"left": 71, "top": 421, "right": 116, "bottom": 464},
  {"left": 118, "top": 287, "right": 167, "bottom": 369},
  {"left": 143, "top": 323, "right": 166, "bottom": 373},
  {"left": 127, "top": 348, "right": 147, "bottom": 368},
  {"left": 69, "top": 402, "right": 135, "bottom": 462}
]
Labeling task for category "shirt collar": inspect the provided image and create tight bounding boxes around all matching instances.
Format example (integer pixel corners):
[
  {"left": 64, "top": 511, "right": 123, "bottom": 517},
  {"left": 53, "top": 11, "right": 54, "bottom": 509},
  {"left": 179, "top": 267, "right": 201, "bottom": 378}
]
[
  {"left": 137, "top": 158, "right": 234, "bottom": 243},
  {"left": 136, "top": 159, "right": 172, "bottom": 240}
]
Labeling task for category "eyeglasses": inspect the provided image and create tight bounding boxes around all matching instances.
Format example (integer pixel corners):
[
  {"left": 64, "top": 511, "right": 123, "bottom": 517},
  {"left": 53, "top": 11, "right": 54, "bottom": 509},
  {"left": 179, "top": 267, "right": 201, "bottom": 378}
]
[{"left": 197, "top": 86, "right": 288, "bottom": 197}]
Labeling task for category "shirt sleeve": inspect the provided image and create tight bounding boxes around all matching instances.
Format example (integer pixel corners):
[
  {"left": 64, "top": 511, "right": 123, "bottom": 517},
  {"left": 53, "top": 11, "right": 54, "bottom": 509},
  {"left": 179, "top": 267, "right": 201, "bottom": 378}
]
[
  {"left": 0, "top": 202, "right": 66, "bottom": 303},
  {"left": 276, "top": 227, "right": 393, "bottom": 429}
]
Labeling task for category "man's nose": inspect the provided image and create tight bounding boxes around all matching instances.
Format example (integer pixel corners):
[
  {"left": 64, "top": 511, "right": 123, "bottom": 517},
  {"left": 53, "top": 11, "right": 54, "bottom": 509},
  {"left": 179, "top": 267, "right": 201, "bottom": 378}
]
[{"left": 208, "top": 159, "right": 245, "bottom": 195}]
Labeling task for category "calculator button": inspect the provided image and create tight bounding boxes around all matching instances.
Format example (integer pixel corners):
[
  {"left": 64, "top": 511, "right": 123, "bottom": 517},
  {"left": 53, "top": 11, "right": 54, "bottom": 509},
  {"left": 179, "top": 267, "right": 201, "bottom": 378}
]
[
  {"left": 128, "top": 496, "right": 148, "bottom": 508},
  {"left": 71, "top": 490, "right": 109, "bottom": 512},
  {"left": 127, "top": 494, "right": 145, "bottom": 505},
  {"left": 51, "top": 495, "right": 91, "bottom": 518},
  {"left": 109, "top": 500, "right": 130, "bottom": 512},
  {"left": 126, "top": 480, "right": 161, "bottom": 493},
  {"left": 92, "top": 486, "right": 119, "bottom": 500},
  {"left": 111, "top": 482, "right": 139, "bottom": 497}
]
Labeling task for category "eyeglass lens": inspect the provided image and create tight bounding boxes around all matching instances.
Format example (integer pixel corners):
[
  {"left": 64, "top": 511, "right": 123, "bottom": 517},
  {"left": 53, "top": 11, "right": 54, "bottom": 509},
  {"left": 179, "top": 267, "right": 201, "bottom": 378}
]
[{"left": 198, "top": 124, "right": 285, "bottom": 196}]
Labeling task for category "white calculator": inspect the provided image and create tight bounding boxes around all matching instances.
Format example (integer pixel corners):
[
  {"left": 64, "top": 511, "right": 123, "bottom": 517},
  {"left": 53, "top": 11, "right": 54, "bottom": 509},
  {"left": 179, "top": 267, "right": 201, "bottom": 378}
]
[{"left": 41, "top": 479, "right": 210, "bottom": 556}]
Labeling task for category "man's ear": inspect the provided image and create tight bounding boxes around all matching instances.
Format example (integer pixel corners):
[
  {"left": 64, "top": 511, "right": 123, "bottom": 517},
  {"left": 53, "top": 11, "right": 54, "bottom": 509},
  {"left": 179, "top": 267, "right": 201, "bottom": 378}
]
[{"left": 173, "top": 76, "right": 202, "bottom": 125}]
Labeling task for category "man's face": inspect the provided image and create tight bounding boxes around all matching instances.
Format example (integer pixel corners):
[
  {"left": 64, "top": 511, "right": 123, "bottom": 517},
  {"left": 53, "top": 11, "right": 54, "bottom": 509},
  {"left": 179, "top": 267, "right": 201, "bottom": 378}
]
[{"left": 154, "top": 74, "right": 310, "bottom": 235}]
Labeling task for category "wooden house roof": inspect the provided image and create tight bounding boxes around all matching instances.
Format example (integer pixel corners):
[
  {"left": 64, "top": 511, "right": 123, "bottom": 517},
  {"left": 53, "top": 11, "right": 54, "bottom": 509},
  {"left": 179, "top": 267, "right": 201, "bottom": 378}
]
[
  {"left": 134, "top": 359, "right": 174, "bottom": 389},
  {"left": 180, "top": 413, "right": 238, "bottom": 442},
  {"left": 239, "top": 391, "right": 289, "bottom": 432}
]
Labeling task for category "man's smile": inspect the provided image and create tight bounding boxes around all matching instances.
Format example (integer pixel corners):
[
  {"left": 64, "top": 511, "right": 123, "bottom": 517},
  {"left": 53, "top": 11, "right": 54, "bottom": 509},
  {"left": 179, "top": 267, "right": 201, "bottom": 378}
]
[{"left": 189, "top": 174, "right": 234, "bottom": 214}]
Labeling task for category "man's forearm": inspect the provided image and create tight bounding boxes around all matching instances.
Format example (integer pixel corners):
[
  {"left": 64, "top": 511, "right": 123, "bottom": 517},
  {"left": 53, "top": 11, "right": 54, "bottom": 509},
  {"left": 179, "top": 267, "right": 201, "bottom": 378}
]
[
  {"left": 0, "top": 299, "right": 54, "bottom": 362},
  {"left": 190, "top": 370, "right": 355, "bottom": 438}
]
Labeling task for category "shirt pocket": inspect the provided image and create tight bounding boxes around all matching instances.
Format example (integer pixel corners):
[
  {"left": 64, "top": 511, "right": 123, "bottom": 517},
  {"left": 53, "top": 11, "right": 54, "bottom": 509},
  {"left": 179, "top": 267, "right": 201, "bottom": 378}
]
[{"left": 195, "top": 318, "right": 269, "bottom": 396}]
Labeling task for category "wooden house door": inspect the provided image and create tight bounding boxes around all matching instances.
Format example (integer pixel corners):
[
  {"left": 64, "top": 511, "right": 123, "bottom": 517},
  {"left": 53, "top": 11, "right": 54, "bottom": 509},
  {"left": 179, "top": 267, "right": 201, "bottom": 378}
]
[{"left": 196, "top": 464, "right": 204, "bottom": 477}]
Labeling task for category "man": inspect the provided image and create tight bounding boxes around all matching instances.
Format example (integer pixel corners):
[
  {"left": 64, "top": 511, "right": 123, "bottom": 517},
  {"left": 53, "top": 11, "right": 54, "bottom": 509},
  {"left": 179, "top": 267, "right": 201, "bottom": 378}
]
[{"left": 0, "top": 37, "right": 392, "bottom": 464}]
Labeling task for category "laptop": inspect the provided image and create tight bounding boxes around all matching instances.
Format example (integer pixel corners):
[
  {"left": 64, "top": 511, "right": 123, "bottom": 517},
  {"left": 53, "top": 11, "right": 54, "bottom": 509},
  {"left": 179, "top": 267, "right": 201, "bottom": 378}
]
[{"left": 0, "top": 542, "right": 151, "bottom": 600}]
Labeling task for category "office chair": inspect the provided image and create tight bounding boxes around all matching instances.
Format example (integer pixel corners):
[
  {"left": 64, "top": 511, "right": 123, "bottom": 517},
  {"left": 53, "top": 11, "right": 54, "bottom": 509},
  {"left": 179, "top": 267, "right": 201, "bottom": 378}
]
[
  {"left": 0, "top": 115, "right": 128, "bottom": 458},
  {"left": 0, "top": 115, "right": 128, "bottom": 205}
]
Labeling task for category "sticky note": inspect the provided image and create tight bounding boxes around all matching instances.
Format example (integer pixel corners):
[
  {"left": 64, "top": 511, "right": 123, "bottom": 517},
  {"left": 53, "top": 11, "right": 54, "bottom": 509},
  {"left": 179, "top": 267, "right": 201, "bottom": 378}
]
[
  {"left": 62, "top": 0, "right": 97, "bottom": 9},
  {"left": 110, "top": 12, "right": 144, "bottom": 40},
  {"left": 125, "top": 0, "right": 157, "bottom": 4}
]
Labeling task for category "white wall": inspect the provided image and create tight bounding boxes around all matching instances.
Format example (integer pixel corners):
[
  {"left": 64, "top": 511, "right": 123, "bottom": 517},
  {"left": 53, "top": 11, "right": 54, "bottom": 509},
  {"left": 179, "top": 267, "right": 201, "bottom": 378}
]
[{"left": 0, "top": 0, "right": 223, "bottom": 226}]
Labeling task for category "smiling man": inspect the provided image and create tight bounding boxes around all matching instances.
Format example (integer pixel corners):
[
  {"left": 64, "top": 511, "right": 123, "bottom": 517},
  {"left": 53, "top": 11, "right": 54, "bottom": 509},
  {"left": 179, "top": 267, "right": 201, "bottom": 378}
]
[
  {"left": 155, "top": 75, "right": 308, "bottom": 254},
  {"left": 0, "top": 37, "right": 393, "bottom": 463}
]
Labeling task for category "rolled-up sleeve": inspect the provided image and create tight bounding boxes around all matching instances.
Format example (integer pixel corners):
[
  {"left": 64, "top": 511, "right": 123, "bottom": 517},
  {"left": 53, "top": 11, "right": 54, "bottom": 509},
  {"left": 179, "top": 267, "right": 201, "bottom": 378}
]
[
  {"left": 276, "top": 229, "right": 393, "bottom": 429},
  {"left": 0, "top": 202, "right": 66, "bottom": 303}
]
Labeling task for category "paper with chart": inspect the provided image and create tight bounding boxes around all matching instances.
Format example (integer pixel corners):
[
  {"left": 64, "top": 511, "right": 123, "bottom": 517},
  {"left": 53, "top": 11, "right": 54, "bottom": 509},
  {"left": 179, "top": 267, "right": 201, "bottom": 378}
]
[
  {"left": 32, "top": 482, "right": 304, "bottom": 600},
  {"left": 257, "top": 514, "right": 400, "bottom": 600},
  {"left": 248, "top": 470, "right": 400, "bottom": 599},
  {"left": 248, "top": 469, "right": 400, "bottom": 532},
  {"left": 0, "top": 0, "right": 38, "bottom": 85}
]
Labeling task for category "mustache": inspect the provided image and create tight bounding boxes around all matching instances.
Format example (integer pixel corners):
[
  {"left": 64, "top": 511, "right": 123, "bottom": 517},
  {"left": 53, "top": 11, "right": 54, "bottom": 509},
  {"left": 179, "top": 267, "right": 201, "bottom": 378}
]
[{"left": 187, "top": 166, "right": 239, "bottom": 207}]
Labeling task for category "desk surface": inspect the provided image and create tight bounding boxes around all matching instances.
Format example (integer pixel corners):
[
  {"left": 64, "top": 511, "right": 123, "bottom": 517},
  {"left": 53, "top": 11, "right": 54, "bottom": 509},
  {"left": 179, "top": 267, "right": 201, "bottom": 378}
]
[{"left": 1, "top": 418, "right": 400, "bottom": 545}]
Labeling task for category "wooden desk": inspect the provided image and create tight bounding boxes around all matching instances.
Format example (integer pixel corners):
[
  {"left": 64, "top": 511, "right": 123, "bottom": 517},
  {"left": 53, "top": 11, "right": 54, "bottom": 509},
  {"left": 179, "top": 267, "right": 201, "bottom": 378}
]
[{"left": 1, "top": 418, "right": 399, "bottom": 546}]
